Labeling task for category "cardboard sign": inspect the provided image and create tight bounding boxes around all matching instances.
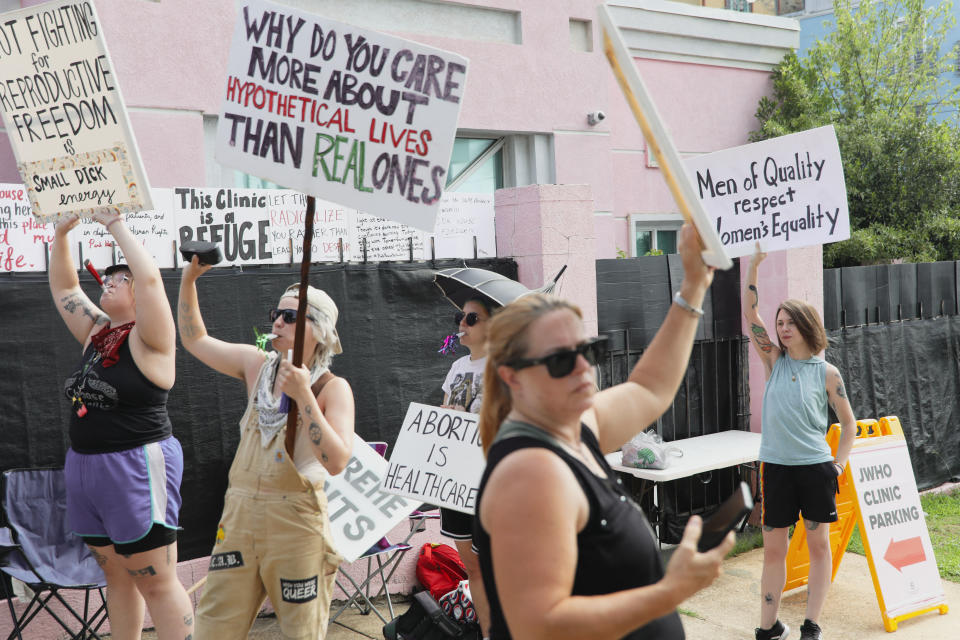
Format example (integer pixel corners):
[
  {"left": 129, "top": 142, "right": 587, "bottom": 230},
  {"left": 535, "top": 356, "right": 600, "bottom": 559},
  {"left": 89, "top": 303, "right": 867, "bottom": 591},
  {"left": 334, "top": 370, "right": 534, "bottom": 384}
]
[
  {"left": 382, "top": 403, "right": 485, "bottom": 514},
  {"left": 849, "top": 435, "right": 946, "bottom": 621},
  {"left": 683, "top": 126, "right": 850, "bottom": 258},
  {"left": 597, "top": 4, "right": 731, "bottom": 270},
  {"left": 323, "top": 434, "right": 416, "bottom": 563},
  {"left": 0, "top": 0, "right": 152, "bottom": 221},
  {"left": 429, "top": 192, "right": 496, "bottom": 259},
  {"left": 173, "top": 187, "right": 274, "bottom": 266},
  {"left": 216, "top": 0, "right": 469, "bottom": 232}
]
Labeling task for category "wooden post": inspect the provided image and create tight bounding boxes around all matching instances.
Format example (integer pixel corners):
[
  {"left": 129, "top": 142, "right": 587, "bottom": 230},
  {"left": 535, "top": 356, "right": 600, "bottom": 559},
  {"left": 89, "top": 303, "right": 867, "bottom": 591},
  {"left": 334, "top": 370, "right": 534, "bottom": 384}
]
[{"left": 284, "top": 195, "right": 316, "bottom": 458}]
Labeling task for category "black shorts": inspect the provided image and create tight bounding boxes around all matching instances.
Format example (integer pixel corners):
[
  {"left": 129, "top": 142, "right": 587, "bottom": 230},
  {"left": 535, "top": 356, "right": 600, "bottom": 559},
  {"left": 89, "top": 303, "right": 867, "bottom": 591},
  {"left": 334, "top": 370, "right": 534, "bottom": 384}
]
[
  {"left": 83, "top": 522, "right": 177, "bottom": 555},
  {"left": 439, "top": 507, "right": 473, "bottom": 541},
  {"left": 760, "top": 461, "right": 839, "bottom": 528}
]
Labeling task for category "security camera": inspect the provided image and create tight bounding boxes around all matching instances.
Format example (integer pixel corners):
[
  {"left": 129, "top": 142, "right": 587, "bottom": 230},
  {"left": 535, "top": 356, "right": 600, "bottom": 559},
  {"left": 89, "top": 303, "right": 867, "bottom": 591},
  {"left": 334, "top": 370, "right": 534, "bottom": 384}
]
[{"left": 587, "top": 111, "right": 606, "bottom": 126}]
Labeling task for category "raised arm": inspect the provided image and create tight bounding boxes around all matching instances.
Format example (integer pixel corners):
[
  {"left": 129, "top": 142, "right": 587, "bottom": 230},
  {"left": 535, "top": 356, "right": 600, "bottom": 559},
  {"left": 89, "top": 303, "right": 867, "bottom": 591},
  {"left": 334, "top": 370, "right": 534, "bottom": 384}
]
[
  {"left": 178, "top": 256, "right": 264, "bottom": 384},
  {"left": 276, "top": 362, "right": 355, "bottom": 474},
  {"left": 590, "top": 223, "right": 714, "bottom": 453},
  {"left": 826, "top": 363, "right": 856, "bottom": 472},
  {"left": 95, "top": 212, "right": 175, "bottom": 354},
  {"left": 743, "top": 243, "right": 779, "bottom": 375},
  {"left": 48, "top": 215, "right": 108, "bottom": 344}
]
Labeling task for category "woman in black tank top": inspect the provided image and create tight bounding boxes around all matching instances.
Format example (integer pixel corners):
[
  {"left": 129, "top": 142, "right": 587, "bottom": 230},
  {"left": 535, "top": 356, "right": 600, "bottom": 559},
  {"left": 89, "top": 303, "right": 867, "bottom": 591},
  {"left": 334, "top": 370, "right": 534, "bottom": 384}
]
[{"left": 473, "top": 224, "right": 733, "bottom": 640}]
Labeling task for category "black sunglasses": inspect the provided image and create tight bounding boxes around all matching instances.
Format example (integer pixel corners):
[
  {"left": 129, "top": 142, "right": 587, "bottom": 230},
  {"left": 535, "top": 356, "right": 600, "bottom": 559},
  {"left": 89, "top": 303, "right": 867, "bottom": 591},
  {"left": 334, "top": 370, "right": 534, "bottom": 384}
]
[
  {"left": 507, "top": 336, "right": 608, "bottom": 379},
  {"left": 269, "top": 308, "right": 315, "bottom": 324},
  {"left": 455, "top": 311, "right": 482, "bottom": 326}
]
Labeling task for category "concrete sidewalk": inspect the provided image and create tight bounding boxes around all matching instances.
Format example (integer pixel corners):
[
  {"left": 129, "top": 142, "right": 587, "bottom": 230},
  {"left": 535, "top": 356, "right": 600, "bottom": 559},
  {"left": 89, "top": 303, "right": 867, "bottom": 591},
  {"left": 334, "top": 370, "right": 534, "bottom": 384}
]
[
  {"left": 143, "top": 546, "right": 957, "bottom": 639},
  {"left": 682, "top": 547, "right": 955, "bottom": 639}
]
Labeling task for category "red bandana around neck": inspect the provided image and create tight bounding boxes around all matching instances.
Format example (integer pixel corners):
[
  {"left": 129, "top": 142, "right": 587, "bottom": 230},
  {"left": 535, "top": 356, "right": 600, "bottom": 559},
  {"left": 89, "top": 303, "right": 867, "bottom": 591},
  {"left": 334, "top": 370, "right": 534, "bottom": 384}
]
[{"left": 90, "top": 321, "right": 135, "bottom": 368}]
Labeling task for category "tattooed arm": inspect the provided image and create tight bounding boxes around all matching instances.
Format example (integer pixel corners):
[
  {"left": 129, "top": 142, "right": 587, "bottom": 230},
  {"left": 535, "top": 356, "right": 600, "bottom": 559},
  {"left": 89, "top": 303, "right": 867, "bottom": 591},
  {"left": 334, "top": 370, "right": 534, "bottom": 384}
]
[
  {"left": 48, "top": 215, "right": 108, "bottom": 345},
  {"left": 743, "top": 243, "right": 779, "bottom": 375},
  {"left": 826, "top": 364, "right": 856, "bottom": 471},
  {"left": 276, "top": 361, "right": 355, "bottom": 474},
  {"left": 178, "top": 256, "right": 264, "bottom": 386}
]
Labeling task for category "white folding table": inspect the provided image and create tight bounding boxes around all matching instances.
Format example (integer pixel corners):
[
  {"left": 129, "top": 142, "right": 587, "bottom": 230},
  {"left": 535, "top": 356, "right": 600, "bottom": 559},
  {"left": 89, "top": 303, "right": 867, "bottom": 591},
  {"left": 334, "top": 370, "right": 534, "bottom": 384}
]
[{"left": 605, "top": 430, "right": 762, "bottom": 541}]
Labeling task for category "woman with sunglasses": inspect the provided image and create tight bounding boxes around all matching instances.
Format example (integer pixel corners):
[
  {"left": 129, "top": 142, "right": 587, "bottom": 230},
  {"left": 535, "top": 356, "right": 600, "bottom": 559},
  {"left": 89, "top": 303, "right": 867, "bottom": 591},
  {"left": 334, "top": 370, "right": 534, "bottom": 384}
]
[
  {"left": 745, "top": 244, "right": 856, "bottom": 640},
  {"left": 49, "top": 212, "right": 194, "bottom": 640},
  {"left": 437, "top": 296, "right": 496, "bottom": 636},
  {"left": 473, "top": 224, "right": 733, "bottom": 640},
  {"left": 178, "top": 259, "right": 354, "bottom": 639}
]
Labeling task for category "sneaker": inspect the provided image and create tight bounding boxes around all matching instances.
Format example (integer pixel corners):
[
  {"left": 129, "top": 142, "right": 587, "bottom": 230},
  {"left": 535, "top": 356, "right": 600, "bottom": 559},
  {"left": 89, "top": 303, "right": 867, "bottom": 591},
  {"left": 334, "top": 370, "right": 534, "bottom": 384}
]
[
  {"left": 799, "top": 619, "right": 823, "bottom": 640},
  {"left": 755, "top": 619, "right": 790, "bottom": 640}
]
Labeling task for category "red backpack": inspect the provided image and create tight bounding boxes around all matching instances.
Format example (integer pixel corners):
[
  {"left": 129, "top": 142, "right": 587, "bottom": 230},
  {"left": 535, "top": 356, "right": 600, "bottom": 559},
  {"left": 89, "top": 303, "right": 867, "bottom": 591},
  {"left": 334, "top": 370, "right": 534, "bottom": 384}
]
[{"left": 416, "top": 543, "right": 468, "bottom": 599}]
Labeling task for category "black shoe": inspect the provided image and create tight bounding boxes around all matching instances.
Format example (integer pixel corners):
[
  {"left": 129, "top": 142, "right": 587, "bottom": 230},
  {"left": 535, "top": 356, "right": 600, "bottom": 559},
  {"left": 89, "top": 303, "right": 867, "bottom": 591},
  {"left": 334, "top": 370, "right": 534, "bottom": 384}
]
[
  {"left": 799, "top": 619, "right": 823, "bottom": 640},
  {"left": 755, "top": 619, "right": 790, "bottom": 640}
]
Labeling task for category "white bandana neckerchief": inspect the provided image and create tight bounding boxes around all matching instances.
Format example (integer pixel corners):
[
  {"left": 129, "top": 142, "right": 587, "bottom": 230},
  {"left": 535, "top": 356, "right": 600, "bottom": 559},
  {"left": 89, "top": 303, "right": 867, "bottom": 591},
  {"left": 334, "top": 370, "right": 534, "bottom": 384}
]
[{"left": 255, "top": 351, "right": 327, "bottom": 448}]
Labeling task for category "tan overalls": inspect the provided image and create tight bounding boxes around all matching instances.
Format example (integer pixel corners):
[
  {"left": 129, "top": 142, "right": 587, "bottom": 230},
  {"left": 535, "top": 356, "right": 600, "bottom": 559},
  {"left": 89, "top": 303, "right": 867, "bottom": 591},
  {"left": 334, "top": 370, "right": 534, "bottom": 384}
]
[{"left": 195, "top": 359, "right": 342, "bottom": 639}]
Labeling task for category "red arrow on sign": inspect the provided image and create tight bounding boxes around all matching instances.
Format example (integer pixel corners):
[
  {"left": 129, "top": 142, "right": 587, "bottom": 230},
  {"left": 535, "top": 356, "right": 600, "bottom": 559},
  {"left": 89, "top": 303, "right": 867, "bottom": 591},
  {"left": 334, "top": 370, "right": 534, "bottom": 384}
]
[{"left": 884, "top": 536, "right": 926, "bottom": 572}]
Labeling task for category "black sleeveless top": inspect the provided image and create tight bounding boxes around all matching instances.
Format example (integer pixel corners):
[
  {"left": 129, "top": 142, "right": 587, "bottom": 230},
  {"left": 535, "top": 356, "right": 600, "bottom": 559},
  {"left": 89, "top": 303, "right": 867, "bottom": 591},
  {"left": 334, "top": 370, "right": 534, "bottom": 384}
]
[
  {"left": 64, "top": 339, "right": 173, "bottom": 453},
  {"left": 474, "top": 424, "right": 685, "bottom": 640}
]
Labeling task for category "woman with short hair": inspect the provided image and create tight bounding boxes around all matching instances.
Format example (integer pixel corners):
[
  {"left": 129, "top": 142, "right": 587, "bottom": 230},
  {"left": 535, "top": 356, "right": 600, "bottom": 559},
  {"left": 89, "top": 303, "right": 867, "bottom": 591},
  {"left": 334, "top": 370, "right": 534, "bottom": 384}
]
[{"left": 50, "top": 212, "right": 193, "bottom": 640}]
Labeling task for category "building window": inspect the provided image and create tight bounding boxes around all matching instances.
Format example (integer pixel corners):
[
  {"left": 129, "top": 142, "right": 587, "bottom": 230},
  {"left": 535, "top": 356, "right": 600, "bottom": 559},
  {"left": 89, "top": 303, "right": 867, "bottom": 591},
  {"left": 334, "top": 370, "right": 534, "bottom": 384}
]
[
  {"left": 630, "top": 213, "right": 683, "bottom": 257},
  {"left": 446, "top": 137, "right": 504, "bottom": 193}
]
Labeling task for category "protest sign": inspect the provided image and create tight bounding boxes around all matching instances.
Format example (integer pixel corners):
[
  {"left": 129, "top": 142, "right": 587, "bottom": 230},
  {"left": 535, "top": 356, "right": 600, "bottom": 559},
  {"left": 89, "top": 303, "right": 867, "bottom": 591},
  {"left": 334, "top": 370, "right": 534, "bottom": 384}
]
[
  {"left": 173, "top": 187, "right": 274, "bottom": 266},
  {"left": 324, "top": 434, "right": 416, "bottom": 562},
  {"left": 598, "top": 4, "right": 731, "bottom": 270},
  {"left": 0, "top": 183, "right": 492, "bottom": 271},
  {"left": 382, "top": 403, "right": 485, "bottom": 514},
  {"left": 216, "top": 0, "right": 469, "bottom": 232},
  {"left": 0, "top": 0, "right": 152, "bottom": 221},
  {"left": 428, "top": 192, "right": 495, "bottom": 259},
  {"left": 684, "top": 125, "right": 849, "bottom": 258}
]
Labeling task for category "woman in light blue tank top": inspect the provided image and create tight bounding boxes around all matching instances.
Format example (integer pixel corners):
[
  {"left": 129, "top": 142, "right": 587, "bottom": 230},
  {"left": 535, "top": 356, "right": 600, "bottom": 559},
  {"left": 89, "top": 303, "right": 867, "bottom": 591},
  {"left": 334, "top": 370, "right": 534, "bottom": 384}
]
[{"left": 744, "top": 244, "right": 857, "bottom": 640}]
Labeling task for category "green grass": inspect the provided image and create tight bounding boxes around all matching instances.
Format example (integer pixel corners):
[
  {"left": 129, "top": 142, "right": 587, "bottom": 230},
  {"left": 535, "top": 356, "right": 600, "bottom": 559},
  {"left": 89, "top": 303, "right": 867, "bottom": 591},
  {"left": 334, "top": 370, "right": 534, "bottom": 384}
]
[
  {"left": 677, "top": 607, "right": 705, "bottom": 620},
  {"left": 845, "top": 488, "right": 960, "bottom": 582}
]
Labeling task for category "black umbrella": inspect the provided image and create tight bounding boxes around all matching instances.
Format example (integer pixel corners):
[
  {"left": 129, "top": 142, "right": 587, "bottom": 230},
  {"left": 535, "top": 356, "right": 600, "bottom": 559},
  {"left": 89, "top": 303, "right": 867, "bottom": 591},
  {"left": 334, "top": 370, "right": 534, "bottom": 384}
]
[{"left": 434, "top": 265, "right": 567, "bottom": 310}]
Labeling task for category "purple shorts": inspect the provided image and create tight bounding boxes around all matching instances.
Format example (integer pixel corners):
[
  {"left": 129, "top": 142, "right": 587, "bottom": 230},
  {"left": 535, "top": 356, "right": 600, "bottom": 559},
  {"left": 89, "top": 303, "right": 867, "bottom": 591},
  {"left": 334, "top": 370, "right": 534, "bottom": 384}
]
[{"left": 65, "top": 437, "right": 183, "bottom": 544}]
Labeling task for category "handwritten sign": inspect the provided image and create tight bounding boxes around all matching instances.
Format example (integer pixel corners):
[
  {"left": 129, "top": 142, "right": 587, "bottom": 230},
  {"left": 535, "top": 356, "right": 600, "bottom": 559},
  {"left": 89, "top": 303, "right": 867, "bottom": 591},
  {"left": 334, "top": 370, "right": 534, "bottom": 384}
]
[
  {"left": 324, "top": 434, "right": 415, "bottom": 562},
  {"left": 684, "top": 126, "right": 849, "bottom": 258},
  {"left": 382, "top": 403, "right": 485, "bottom": 514},
  {"left": 0, "top": 0, "right": 152, "bottom": 221},
  {"left": 215, "top": 0, "right": 469, "bottom": 232},
  {"left": 849, "top": 436, "right": 945, "bottom": 620},
  {"left": 429, "top": 192, "right": 495, "bottom": 259},
  {"left": 0, "top": 183, "right": 492, "bottom": 271}
]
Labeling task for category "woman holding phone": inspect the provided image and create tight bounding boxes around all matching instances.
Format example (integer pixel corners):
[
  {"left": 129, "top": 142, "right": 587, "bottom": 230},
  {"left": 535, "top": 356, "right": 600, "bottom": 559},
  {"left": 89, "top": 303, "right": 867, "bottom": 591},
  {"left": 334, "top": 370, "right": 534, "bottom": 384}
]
[{"left": 473, "top": 224, "right": 733, "bottom": 640}]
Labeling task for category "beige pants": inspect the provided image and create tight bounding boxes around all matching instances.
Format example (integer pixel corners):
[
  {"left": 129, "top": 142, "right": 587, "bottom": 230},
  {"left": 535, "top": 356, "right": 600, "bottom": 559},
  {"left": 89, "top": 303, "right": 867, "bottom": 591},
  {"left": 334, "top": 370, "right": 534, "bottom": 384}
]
[{"left": 195, "top": 421, "right": 341, "bottom": 639}]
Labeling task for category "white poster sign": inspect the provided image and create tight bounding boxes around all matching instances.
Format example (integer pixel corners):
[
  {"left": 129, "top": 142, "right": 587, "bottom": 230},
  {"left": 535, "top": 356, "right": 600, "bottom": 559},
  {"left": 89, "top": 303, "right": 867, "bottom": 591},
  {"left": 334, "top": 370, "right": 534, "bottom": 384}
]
[
  {"left": 0, "top": 183, "right": 492, "bottom": 272},
  {"left": 0, "top": 0, "right": 152, "bottom": 221},
  {"left": 216, "top": 0, "right": 469, "bottom": 232},
  {"left": 428, "top": 192, "right": 496, "bottom": 259},
  {"left": 324, "top": 434, "right": 416, "bottom": 563},
  {"left": 683, "top": 125, "right": 849, "bottom": 258},
  {"left": 849, "top": 438, "right": 946, "bottom": 618},
  {"left": 382, "top": 403, "right": 485, "bottom": 514}
]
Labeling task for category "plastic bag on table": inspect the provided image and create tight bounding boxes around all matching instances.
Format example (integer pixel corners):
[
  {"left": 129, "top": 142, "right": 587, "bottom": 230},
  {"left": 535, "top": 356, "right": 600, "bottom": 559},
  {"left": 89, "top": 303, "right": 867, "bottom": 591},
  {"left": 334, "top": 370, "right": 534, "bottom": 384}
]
[{"left": 621, "top": 429, "right": 682, "bottom": 470}]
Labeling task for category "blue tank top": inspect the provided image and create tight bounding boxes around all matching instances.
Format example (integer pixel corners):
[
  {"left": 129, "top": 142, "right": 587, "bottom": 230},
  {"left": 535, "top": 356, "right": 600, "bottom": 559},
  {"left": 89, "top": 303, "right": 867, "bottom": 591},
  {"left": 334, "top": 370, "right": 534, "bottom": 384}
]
[{"left": 759, "top": 354, "right": 832, "bottom": 465}]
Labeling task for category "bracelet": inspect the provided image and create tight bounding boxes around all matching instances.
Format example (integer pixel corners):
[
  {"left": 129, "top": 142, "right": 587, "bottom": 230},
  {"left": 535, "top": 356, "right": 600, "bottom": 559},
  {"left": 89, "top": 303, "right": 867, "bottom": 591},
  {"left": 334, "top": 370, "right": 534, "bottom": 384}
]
[
  {"left": 833, "top": 461, "right": 845, "bottom": 474},
  {"left": 673, "top": 291, "right": 704, "bottom": 317},
  {"left": 105, "top": 218, "right": 123, "bottom": 231}
]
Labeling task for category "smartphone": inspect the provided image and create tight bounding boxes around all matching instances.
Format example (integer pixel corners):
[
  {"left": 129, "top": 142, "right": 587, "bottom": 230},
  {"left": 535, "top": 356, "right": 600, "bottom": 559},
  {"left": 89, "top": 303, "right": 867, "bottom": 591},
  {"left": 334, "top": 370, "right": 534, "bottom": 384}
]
[
  {"left": 697, "top": 481, "right": 753, "bottom": 552},
  {"left": 179, "top": 240, "right": 223, "bottom": 266}
]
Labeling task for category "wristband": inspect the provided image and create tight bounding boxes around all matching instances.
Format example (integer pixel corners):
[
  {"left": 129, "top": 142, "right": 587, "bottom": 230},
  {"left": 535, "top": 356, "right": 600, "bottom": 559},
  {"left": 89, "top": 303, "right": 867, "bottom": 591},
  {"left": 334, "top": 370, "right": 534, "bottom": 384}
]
[
  {"left": 673, "top": 291, "right": 704, "bottom": 317},
  {"left": 106, "top": 218, "right": 123, "bottom": 232},
  {"left": 833, "top": 461, "right": 844, "bottom": 474}
]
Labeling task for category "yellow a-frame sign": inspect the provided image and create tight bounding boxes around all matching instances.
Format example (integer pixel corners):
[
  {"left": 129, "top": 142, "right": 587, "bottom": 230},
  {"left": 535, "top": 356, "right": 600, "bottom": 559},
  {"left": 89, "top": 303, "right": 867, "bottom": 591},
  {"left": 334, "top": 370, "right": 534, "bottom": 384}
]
[{"left": 784, "top": 416, "right": 948, "bottom": 631}]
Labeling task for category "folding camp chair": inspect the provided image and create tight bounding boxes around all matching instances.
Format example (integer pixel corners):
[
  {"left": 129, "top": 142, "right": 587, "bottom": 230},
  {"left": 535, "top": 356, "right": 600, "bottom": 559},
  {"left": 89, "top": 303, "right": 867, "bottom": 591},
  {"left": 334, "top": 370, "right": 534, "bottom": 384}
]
[
  {"left": 330, "top": 443, "right": 433, "bottom": 638},
  {"left": 0, "top": 468, "right": 108, "bottom": 640}
]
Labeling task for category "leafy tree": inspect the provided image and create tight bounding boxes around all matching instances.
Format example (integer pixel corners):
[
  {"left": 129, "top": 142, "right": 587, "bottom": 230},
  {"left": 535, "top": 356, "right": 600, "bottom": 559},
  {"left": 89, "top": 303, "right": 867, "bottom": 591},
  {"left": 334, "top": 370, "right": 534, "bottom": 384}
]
[{"left": 752, "top": 0, "right": 960, "bottom": 266}]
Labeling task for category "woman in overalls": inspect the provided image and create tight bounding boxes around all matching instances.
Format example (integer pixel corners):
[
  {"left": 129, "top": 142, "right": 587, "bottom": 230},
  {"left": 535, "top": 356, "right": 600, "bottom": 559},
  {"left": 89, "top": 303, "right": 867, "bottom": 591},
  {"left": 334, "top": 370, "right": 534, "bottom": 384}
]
[{"left": 179, "top": 257, "right": 354, "bottom": 639}]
